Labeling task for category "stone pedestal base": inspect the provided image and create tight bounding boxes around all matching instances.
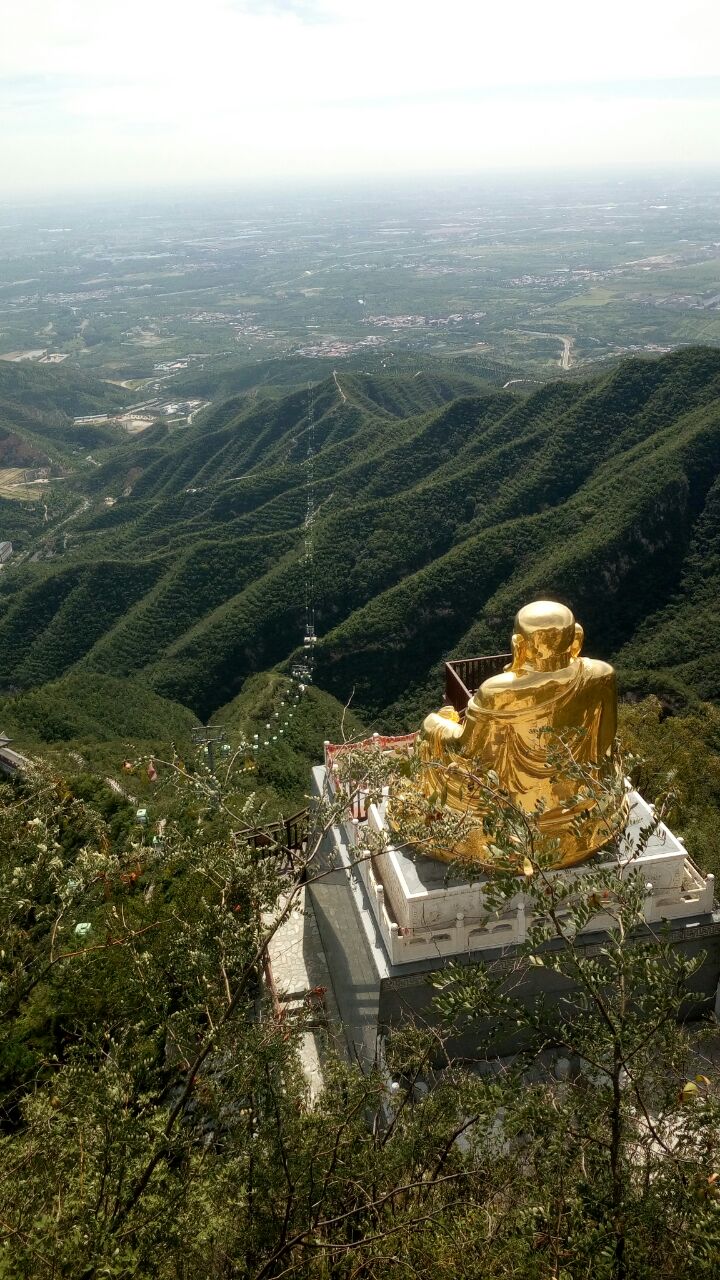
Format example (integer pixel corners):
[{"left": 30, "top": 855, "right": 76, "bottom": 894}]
[
  {"left": 308, "top": 767, "right": 720, "bottom": 1065},
  {"left": 355, "top": 787, "right": 714, "bottom": 965}
]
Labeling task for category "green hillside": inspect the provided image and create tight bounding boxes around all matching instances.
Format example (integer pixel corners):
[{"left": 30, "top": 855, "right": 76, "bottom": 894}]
[
  {"left": 0, "top": 666, "right": 365, "bottom": 825},
  {"left": 0, "top": 361, "right": 134, "bottom": 552},
  {"left": 0, "top": 673, "right": 197, "bottom": 745},
  {"left": 0, "top": 360, "right": 128, "bottom": 418},
  {"left": 1, "top": 349, "right": 720, "bottom": 731},
  {"left": 169, "top": 347, "right": 514, "bottom": 403},
  {"left": 215, "top": 672, "right": 366, "bottom": 810},
  {"left": 0, "top": 360, "right": 128, "bottom": 463}
]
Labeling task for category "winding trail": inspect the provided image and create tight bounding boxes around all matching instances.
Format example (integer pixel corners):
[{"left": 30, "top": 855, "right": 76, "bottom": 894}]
[
  {"left": 559, "top": 335, "right": 574, "bottom": 371},
  {"left": 332, "top": 369, "right": 347, "bottom": 403},
  {"left": 56, "top": 497, "right": 91, "bottom": 529}
]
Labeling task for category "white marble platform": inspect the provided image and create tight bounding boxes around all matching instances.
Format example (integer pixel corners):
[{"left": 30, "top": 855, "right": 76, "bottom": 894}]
[{"left": 341, "top": 789, "right": 715, "bottom": 967}]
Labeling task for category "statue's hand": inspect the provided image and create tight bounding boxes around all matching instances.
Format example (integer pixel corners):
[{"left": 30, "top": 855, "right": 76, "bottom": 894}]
[{"left": 422, "top": 707, "right": 463, "bottom": 747}]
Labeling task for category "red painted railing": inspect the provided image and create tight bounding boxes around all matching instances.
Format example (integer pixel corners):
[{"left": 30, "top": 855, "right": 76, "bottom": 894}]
[{"left": 324, "top": 733, "right": 417, "bottom": 822}]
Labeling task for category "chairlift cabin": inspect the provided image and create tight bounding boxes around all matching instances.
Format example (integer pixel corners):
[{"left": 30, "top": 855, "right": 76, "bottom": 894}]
[{"left": 291, "top": 661, "right": 312, "bottom": 682}]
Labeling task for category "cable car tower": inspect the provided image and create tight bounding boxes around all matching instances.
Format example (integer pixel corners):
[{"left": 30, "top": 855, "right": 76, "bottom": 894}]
[{"left": 292, "top": 382, "right": 318, "bottom": 688}]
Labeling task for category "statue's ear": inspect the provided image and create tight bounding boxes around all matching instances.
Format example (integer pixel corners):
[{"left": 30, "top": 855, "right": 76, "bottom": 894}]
[
  {"left": 571, "top": 623, "right": 584, "bottom": 659},
  {"left": 510, "top": 632, "right": 525, "bottom": 670}
]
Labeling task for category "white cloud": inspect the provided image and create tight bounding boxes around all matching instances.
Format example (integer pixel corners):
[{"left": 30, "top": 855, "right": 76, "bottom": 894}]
[{"left": 1, "top": 0, "right": 719, "bottom": 193}]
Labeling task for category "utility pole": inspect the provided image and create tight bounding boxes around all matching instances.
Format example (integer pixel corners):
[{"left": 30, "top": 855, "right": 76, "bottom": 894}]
[{"left": 191, "top": 723, "right": 227, "bottom": 779}]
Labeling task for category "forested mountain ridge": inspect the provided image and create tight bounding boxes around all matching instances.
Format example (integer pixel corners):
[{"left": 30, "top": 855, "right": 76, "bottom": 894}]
[
  {"left": 0, "top": 360, "right": 127, "bottom": 418},
  {"left": 1, "top": 348, "right": 720, "bottom": 728},
  {"left": 0, "top": 360, "right": 128, "bottom": 465},
  {"left": 0, "top": 672, "right": 197, "bottom": 745}
]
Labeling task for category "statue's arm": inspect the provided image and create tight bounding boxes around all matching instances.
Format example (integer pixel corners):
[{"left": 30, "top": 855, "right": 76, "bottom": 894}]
[
  {"left": 599, "top": 667, "right": 618, "bottom": 752},
  {"left": 421, "top": 677, "right": 515, "bottom": 756},
  {"left": 421, "top": 707, "right": 464, "bottom": 749}
]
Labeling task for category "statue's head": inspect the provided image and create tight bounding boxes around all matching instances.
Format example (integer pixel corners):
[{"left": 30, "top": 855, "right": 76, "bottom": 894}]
[{"left": 511, "top": 600, "right": 583, "bottom": 672}]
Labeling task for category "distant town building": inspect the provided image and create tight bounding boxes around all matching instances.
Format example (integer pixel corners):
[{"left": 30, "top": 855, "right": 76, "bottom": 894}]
[{"left": 0, "top": 542, "right": 13, "bottom": 563}]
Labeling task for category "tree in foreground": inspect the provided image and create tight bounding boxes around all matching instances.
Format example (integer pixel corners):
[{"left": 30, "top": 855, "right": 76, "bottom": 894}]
[{"left": 0, "top": 736, "right": 719, "bottom": 1279}]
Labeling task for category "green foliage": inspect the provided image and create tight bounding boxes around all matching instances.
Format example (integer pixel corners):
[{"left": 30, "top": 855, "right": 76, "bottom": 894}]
[
  {"left": 0, "top": 361, "right": 128, "bottom": 482},
  {"left": 171, "top": 350, "right": 512, "bottom": 404},
  {"left": 217, "top": 671, "right": 366, "bottom": 812},
  {"left": 619, "top": 697, "right": 720, "bottom": 879},
  {"left": 0, "top": 664, "right": 370, "bottom": 833},
  {"left": 0, "top": 360, "right": 128, "bottom": 419},
  {"left": 0, "top": 673, "right": 197, "bottom": 745},
  {"left": 0, "top": 494, "right": 54, "bottom": 549},
  {"left": 0, "top": 749, "right": 719, "bottom": 1279},
  {"left": 3, "top": 348, "right": 720, "bottom": 728},
  {"left": 0, "top": 558, "right": 170, "bottom": 688}
]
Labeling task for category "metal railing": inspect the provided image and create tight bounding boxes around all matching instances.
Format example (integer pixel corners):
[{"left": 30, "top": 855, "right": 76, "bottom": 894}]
[
  {"left": 250, "top": 807, "right": 309, "bottom": 856},
  {"left": 444, "top": 654, "right": 511, "bottom": 715}
]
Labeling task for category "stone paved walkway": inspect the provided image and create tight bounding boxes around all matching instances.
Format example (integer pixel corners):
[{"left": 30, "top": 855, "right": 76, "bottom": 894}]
[{"left": 266, "top": 887, "right": 341, "bottom": 1100}]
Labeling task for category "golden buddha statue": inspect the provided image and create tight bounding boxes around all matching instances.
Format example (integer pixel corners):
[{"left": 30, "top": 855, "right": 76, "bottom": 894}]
[{"left": 397, "top": 601, "right": 626, "bottom": 870}]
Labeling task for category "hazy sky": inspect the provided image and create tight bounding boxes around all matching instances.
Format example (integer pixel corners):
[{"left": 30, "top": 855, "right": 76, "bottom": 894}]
[{"left": 2, "top": 0, "right": 720, "bottom": 195}]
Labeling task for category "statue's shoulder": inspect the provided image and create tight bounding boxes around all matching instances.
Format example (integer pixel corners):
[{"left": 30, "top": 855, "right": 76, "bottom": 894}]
[
  {"left": 481, "top": 671, "right": 516, "bottom": 692},
  {"left": 580, "top": 657, "right": 615, "bottom": 682},
  {"left": 476, "top": 671, "right": 522, "bottom": 708}
]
